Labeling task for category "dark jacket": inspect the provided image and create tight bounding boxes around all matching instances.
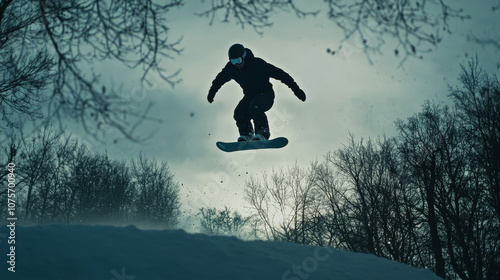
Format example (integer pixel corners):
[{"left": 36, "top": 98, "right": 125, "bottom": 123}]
[{"left": 208, "top": 48, "right": 301, "bottom": 98}]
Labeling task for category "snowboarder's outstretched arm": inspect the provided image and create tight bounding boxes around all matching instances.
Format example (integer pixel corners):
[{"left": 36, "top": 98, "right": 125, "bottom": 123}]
[
  {"left": 207, "top": 65, "right": 232, "bottom": 103},
  {"left": 266, "top": 64, "right": 306, "bottom": 102}
]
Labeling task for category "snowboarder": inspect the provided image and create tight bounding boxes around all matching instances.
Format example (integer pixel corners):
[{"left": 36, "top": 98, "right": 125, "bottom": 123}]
[{"left": 207, "top": 43, "right": 306, "bottom": 142}]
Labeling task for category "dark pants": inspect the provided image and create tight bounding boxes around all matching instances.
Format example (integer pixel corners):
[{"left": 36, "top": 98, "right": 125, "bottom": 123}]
[{"left": 234, "top": 91, "right": 274, "bottom": 138}]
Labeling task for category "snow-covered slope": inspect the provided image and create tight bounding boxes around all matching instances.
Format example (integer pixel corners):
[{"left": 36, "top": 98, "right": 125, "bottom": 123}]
[{"left": 1, "top": 224, "right": 441, "bottom": 280}]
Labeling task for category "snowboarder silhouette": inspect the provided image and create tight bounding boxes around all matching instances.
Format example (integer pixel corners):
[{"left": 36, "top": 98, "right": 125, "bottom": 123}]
[{"left": 207, "top": 43, "right": 306, "bottom": 142}]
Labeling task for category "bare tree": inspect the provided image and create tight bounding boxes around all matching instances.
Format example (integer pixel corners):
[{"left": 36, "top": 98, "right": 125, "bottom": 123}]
[
  {"left": 130, "top": 154, "right": 181, "bottom": 228},
  {"left": 448, "top": 57, "right": 500, "bottom": 280},
  {"left": 308, "top": 160, "right": 350, "bottom": 248},
  {"left": 16, "top": 126, "right": 64, "bottom": 222},
  {"left": 449, "top": 56, "right": 500, "bottom": 218},
  {"left": 39, "top": 136, "right": 79, "bottom": 223},
  {"left": 396, "top": 102, "right": 450, "bottom": 278},
  {"left": 0, "top": 0, "right": 182, "bottom": 139},
  {"left": 324, "top": 135, "right": 421, "bottom": 264},
  {"left": 244, "top": 164, "right": 319, "bottom": 244},
  {"left": 64, "top": 146, "right": 133, "bottom": 224},
  {"left": 198, "top": 206, "right": 258, "bottom": 239},
  {"left": 395, "top": 100, "right": 498, "bottom": 279}
]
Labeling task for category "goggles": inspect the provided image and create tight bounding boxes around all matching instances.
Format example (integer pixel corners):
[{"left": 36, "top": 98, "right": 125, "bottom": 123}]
[{"left": 230, "top": 49, "right": 247, "bottom": 65}]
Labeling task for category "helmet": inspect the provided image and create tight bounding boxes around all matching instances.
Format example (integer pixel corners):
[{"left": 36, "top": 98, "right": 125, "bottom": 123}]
[
  {"left": 228, "top": 44, "right": 247, "bottom": 65},
  {"left": 228, "top": 43, "right": 246, "bottom": 59}
]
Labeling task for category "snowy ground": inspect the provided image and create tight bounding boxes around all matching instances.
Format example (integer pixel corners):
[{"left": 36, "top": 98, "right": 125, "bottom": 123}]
[{"left": 1, "top": 224, "right": 442, "bottom": 280}]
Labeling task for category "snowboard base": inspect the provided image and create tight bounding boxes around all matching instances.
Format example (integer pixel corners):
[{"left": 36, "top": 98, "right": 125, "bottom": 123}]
[{"left": 216, "top": 137, "right": 288, "bottom": 152}]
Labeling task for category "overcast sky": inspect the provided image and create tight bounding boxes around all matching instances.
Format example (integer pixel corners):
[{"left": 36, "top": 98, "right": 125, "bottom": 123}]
[{"left": 63, "top": 0, "right": 499, "bottom": 221}]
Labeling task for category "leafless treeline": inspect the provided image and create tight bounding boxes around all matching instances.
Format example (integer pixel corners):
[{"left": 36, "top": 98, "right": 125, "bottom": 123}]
[
  {"left": 0, "top": 129, "right": 181, "bottom": 228},
  {"left": 245, "top": 57, "right": 500, "bottom": 280}
]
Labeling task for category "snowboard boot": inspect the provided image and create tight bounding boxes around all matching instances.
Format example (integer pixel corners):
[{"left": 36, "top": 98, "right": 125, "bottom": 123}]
[
  {"left": 253, "top": 128, "right": 270, "bottom": 141},
  {"left": 238, "top": 132, "right": 254, "bottom": 142},
  {"left": 237, "top": 123, "right": 254, "bottom": 142}
]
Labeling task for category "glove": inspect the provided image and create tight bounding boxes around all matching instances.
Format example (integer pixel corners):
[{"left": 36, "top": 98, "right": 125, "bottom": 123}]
[
  {"left": 207, "top": 91, "right": 215, "bottom": 103},
  {"left": 293, "top": 88, "right": 306, "bottom": 102}
]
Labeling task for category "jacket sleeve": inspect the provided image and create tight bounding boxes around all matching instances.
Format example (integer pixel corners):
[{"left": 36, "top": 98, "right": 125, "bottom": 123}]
[
  {"left": 266, "top": 63, "right": 300, "bottom": 91},
  {"left": 208, "top": 64, "right": 232, "bottom": 98}
]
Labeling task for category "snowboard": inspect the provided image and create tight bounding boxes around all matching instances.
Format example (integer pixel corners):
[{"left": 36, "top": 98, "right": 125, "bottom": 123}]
[{"left": 216, "top": 137, "right": 288, "bottom": 152}]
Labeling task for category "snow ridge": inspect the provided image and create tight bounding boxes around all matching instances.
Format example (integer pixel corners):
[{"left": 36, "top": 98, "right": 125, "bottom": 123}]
[{"left": 0, "top": 224, "right": 442, "bottom": 280}]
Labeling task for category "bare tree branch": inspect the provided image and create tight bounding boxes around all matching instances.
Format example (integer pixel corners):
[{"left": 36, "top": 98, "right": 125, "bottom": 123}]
[
  {"left": 324, "top": 0, "right": 470, "bottom": 65},
  {"left": 196, "top": 0, "right": 319, "bottom": 34},
  {"left": 467, "top": 33, "right": 500, "bottom": 50},
  {"left": 1, "top": 0, "right": 183, "bottom": 141},
  {"left": 198, "top": 0, "right": 472, "bottom": 65}
]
